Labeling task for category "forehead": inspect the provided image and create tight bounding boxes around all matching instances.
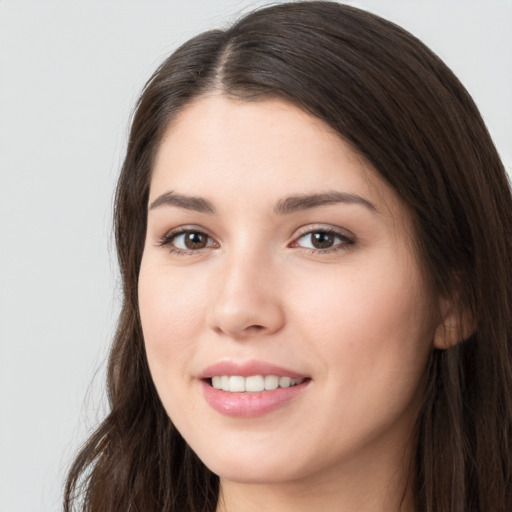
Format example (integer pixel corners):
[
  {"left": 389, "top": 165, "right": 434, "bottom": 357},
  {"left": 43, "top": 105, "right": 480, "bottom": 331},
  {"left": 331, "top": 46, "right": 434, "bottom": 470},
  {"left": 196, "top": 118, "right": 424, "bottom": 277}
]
[{"left": 150, "top": 95, "right": 402, "bottom": 219}]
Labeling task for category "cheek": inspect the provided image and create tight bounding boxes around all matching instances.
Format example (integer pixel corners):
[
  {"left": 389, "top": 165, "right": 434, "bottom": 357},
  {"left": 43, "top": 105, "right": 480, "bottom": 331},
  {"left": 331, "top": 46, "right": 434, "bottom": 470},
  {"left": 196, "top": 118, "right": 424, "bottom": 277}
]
[
  {"left": 138, "top": 262, "right": 207, "bottom": 393},
  {"left": 288, "top": 254, "right": 435, "bottom": 382},
  {"left": 285, "top": 260, "right": 434, "bottom": 449}
]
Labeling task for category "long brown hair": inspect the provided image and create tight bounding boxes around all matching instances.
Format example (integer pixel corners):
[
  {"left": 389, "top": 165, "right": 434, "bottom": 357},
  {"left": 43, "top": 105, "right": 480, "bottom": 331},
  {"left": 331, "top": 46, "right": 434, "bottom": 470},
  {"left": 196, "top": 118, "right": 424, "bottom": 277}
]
[{"left": 64, "top": 2, "right": 512, "bottom": 511}]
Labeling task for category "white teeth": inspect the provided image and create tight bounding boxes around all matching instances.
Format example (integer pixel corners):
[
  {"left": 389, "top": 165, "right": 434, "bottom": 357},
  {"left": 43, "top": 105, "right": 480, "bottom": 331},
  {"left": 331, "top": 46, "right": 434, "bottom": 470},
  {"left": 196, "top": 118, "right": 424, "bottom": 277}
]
[
  {"left": 264, "top": 375, "right": 279, "bottom": 390},
  {"left": 279, "top": 376, "right": 291, "bottom": 388},
  {"left": 245, "top": 375, "right": 265, "bottom": 392},
  {"left": 209, "top": 374, "right": 305, "bottom": 392},
  {"left": 229, "top": 375, "right": 245, "bottom": 392}
]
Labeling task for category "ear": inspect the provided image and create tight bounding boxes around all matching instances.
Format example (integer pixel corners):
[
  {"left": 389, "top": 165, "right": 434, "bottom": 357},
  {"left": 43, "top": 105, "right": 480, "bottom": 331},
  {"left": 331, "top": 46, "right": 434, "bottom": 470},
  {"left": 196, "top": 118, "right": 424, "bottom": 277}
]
[{"left": 433, "top": 295, "right": 475, "bottom": 350}]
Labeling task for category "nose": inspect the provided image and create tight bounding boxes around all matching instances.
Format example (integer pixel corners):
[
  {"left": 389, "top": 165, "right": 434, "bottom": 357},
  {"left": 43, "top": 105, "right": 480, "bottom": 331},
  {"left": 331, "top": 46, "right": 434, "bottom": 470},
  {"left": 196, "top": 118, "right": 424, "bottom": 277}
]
[{"left": 207, "top": 249, "right": 285, "bottom": 339}]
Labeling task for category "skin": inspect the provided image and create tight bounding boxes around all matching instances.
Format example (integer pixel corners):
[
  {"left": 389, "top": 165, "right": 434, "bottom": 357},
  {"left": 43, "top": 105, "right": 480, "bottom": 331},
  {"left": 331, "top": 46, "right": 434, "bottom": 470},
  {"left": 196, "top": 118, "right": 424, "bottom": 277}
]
[{"left": 138, "top": 95, "right": 448, "bottom": 512}]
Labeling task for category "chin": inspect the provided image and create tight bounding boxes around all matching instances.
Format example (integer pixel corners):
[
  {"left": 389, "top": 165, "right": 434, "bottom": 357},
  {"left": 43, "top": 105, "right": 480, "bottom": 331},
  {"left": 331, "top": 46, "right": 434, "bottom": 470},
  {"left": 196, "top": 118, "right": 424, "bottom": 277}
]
[{"left": 197, "top": 447, "right": 306, "bottom": 484}]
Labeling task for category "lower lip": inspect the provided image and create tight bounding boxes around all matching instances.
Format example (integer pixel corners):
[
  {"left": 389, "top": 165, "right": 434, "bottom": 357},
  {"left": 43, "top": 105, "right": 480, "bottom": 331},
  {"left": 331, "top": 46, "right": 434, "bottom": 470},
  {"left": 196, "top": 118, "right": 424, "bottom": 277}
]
[{"left": 200, "top": 380, "right": 309, "bottom": 418}]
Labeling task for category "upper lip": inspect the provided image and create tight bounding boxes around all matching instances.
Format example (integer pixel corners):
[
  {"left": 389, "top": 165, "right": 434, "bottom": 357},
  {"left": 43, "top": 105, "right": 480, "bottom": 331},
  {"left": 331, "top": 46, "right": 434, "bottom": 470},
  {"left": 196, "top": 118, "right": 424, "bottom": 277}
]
[{"left": 198, "top": 360, "right": 308, "bottom": 379}]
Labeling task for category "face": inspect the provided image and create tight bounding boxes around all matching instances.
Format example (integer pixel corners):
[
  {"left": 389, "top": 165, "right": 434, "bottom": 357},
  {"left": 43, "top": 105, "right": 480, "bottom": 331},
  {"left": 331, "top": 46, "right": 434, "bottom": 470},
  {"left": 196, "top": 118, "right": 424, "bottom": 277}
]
[{"left": 139, "top": 95, "right": 441, "bottom": 487}]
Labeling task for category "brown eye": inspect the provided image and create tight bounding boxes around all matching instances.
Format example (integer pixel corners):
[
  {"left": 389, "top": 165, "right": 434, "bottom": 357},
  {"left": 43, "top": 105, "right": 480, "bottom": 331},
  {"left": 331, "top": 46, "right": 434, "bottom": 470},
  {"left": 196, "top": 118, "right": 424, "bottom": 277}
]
[
  {"left": 161, "top": 230, "right": 217, "bottom": 253},
  {"left": 294, "top": 229, "right": 353, "bottom": 252},
  {"left": 310, "top": 232, "right": 336, "bottom": 249},
  {"left": 183, "top": 232, "right": 209, "bottom": 249}
]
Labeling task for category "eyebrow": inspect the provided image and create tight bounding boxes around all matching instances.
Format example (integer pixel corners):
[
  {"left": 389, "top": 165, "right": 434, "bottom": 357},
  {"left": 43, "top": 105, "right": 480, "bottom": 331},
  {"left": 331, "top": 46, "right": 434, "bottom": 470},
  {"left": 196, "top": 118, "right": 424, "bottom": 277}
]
[
  {"left": 148, "top": 190, "right": 378, "bottom": 215},
  {"left": 149, "top": 191, "right": 215, "bottom": 213},
  {"left": 274, "top": 191, "right": 378, "bottom": 215}
]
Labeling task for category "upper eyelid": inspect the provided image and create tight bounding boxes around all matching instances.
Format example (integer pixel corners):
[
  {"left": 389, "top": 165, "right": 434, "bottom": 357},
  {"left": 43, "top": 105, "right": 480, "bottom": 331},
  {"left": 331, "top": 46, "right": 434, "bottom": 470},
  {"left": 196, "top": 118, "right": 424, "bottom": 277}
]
[
  {"left": 161, "top": 224, "right": 353, "bottom": 236},
  {"left": 161, "top": 225, "right": 216, "bottom": 239},
  {"left": 291, "top": 224, "right": 355, "bottom": 240}
]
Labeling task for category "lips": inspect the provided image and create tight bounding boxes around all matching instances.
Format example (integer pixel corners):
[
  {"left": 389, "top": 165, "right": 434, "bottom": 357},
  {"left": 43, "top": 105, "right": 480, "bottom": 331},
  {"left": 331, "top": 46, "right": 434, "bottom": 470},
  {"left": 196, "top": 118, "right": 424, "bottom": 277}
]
[
  {"left": 198, "top": 360, "right": 311, "bottom": 417},
  {"left": 199, "top": 360, "right": 307, "bottom": 379}
]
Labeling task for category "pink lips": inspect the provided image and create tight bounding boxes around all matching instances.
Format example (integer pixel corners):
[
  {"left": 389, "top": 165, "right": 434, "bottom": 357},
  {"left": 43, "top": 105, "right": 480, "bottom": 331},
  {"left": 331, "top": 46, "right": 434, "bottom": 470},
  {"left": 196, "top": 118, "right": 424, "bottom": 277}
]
[
  {"left": 198, "top": 360, "right": 310, "bottom": 418},
  {"left": 199, "top": 360, "right": 306, "bottom": 379}
]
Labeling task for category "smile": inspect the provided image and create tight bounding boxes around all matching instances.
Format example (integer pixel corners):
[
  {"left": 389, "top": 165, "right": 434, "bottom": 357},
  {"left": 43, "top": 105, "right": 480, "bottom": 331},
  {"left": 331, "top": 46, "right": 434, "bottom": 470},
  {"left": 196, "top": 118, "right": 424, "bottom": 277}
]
[
  {"left": 199, "top": 361, "right": 311, "bottom": 416},
  {"left": 210, "top": 375, "right": 305, "bottom": 392}
]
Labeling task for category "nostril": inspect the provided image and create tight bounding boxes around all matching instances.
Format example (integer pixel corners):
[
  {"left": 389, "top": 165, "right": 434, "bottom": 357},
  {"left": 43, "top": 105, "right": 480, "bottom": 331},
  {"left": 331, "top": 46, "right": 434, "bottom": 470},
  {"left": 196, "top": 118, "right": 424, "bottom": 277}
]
[{"left": 247, "top": 325, "right": 265, "bottom": 333}]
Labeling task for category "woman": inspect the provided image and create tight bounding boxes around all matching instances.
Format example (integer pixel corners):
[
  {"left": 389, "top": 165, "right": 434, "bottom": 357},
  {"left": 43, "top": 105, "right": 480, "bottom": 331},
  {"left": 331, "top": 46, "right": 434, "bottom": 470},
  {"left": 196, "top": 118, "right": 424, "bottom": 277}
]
[{"left": 64, "top": 2, "right": 512, "bottom": 511}]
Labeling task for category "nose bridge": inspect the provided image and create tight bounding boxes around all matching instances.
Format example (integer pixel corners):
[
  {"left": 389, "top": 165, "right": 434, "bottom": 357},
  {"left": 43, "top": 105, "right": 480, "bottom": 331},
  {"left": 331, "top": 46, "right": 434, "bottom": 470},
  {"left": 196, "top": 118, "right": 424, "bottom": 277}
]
[{"left": 208, "top": 241, "right": 284, "bottom": 337}]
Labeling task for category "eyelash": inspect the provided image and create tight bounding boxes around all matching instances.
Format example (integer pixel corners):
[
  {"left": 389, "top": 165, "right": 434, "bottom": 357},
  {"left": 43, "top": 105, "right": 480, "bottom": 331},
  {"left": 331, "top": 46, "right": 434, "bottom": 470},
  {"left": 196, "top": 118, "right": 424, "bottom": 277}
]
[
  {"left": 291, "top": 227, "right": 355, "bottom": 254},
  {"left": 157, "top": 227, "right": 218, "bottom": 256},
  {"left": 157, "top": 226, "right": 355, "bottom": 256}
]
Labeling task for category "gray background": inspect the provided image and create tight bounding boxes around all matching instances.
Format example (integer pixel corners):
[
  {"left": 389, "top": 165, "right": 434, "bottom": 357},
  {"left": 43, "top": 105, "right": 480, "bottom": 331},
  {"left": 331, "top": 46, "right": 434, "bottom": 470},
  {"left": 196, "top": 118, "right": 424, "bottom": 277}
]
[{"left": 0, "top": 1, "right": 510, "bottom": 510}]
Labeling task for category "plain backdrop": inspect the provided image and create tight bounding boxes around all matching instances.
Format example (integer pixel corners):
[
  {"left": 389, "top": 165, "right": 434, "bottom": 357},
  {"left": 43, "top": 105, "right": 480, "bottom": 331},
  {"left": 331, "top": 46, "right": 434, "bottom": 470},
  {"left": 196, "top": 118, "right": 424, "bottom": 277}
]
[{"left": 0, "top": 1, "right": 510, "bottom": 511}]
